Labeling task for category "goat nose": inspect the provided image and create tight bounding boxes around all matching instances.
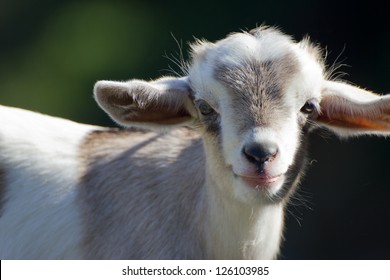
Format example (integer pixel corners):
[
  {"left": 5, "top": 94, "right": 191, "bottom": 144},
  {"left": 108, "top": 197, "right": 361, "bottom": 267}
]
[{"left": 243, "top": 141, "right": 278, "bottom": 165}]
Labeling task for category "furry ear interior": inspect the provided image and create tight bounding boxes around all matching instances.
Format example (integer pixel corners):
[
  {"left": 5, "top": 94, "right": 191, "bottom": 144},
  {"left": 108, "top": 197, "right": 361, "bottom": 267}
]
[
  {"left": 94, "top": 77, "right": 196, "bottom": 128},
  {"left": 317, "top": 81, "right": 390, "bottom": 136}
]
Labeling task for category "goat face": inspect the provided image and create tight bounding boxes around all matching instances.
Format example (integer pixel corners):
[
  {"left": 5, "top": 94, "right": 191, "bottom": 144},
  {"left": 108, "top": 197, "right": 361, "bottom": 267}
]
[{"left": 188, "top": 28, "right": 324, "bottom": 203}]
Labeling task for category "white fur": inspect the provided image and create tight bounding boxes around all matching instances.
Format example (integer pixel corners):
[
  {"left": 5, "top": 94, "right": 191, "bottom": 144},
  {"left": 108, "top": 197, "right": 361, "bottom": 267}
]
[
  {"left": 1, "top": 27, "right": 389, "bottom": 260},
  {"left": 0, "top": 106, "right": 98, "bottom": 259}
]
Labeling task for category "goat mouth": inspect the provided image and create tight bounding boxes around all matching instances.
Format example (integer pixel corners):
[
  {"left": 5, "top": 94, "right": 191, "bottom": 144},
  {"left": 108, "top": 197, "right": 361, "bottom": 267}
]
[{"left": 235, "top": 173, "right": 284, "bottom": 189}]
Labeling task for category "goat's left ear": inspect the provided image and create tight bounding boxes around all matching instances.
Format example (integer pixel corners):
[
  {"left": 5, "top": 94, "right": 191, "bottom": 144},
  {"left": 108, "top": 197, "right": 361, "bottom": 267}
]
[
  {"left": 316, "top": 80, "right": 390, "bottom": 136},
  {"left": 94, "top": 76, "right": 197, "bottom": 129}
]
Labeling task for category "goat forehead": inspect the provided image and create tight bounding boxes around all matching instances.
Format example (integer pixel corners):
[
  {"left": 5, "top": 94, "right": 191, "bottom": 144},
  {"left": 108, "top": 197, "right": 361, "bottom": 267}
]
[
  {"left": 214, "top": 52, "right": 299, "bottom": 100},
  {"left": 212, "top": 29, "right": 299, "bottom": 88},
  {"left": 213, "top": 51, "right": 300, "bottom": 126}
]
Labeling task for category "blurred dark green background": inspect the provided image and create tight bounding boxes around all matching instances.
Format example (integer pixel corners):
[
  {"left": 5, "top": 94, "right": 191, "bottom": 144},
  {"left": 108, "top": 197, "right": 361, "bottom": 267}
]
[{"left": 1, "top": 0, "right": 389, "bottom": 259}]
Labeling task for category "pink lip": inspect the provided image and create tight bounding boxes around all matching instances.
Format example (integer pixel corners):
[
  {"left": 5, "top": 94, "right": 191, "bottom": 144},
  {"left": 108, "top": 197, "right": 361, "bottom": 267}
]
[{"left": 237, "top": 174, "right": 283, "bottom": 189}]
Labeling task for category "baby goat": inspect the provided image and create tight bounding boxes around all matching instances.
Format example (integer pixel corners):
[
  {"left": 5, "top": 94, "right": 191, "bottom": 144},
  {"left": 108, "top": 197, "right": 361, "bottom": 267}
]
[{"left": 0, "top": 26, "right": 389, "bottom": 259}]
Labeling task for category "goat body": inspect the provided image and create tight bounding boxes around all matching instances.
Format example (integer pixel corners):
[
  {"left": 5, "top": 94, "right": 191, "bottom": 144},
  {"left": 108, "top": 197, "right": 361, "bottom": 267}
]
[{"left": 1, "top": 26, "right": 389, "bottom": 259}]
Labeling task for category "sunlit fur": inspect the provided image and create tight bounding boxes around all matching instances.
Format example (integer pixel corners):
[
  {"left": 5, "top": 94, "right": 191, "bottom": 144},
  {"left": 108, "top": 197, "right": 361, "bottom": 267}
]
[{"left": 0, "top": 26, "right": 389, "bottom": 259}]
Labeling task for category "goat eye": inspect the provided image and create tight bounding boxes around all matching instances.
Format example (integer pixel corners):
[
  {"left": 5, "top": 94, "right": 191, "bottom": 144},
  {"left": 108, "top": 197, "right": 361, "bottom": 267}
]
[
  {"left": 300, "top": 99, "right": 318, "bottom": 115},
  {"left": 196, "top": 100, "right": 215, "bottom": 115}
]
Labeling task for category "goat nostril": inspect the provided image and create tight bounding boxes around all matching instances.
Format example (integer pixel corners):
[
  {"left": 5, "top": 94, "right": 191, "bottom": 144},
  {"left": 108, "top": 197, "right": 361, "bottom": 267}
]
[{"left": 243, "top": 142, "right": 278, "bottom": 164}]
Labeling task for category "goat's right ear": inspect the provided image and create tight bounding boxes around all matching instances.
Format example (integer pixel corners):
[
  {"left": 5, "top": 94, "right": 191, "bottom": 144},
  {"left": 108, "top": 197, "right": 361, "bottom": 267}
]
[{"left": 94, "top": 77, "right": 197, "bottom": 128}]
